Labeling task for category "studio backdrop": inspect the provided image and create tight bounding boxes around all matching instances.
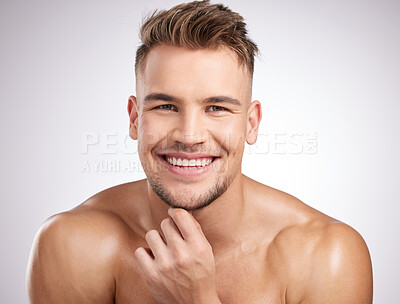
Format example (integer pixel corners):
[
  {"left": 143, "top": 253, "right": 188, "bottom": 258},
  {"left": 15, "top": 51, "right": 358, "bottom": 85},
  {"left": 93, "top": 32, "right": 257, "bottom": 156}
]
[{"left": 0, "top": 0, "right": 399, "bottom": 303}]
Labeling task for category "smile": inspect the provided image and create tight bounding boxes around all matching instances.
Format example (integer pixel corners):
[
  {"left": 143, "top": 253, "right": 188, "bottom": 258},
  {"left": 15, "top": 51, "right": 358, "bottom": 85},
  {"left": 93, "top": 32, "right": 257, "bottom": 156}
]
[
  {"left": 164, "top": 156, "right": 214, "bottom": 168},
  {"left": 158, "top": 154, "right": 220, "bottom": 177}
]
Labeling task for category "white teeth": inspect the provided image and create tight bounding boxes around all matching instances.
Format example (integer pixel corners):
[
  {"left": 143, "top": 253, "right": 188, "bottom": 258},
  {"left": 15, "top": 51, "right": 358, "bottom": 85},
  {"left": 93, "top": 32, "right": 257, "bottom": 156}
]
[{"left": 165, "top": 156, "right": 214, "bottom": 167}]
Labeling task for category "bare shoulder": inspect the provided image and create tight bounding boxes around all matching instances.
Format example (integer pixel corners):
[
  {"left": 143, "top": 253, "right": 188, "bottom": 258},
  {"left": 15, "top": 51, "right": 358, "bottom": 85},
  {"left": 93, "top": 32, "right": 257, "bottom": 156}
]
[
  {"left": 309, "top": 222, "right": 372, "bottom": 303},
  {"left": 249, "top": 178, "right": 373, "bottom": 304},
  {"left": 27, "top": 181, "right": 146, "bottom": 303}
]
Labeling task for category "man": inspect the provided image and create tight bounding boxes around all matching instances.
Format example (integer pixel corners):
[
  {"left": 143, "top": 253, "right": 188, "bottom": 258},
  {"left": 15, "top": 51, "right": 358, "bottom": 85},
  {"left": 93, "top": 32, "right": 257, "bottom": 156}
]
[{"left": 27, "top": 1, "right": 373, "bottom": 303}]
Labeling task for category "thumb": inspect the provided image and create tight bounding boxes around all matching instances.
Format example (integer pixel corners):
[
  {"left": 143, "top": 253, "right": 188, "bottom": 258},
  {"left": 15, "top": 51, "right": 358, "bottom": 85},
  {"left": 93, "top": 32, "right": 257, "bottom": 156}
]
[{"left": 188, "top": 211, "right": 207, "bottom": 240}]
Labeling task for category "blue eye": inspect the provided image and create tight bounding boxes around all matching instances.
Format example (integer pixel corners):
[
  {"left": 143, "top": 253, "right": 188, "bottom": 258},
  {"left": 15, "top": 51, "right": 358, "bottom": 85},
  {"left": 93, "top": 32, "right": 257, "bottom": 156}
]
[
  {"left": 208, "top": 105, "right": 228, "bottom": 112},
  {"left": 155, "top": 104, "right": 177, "bottom": 111}
]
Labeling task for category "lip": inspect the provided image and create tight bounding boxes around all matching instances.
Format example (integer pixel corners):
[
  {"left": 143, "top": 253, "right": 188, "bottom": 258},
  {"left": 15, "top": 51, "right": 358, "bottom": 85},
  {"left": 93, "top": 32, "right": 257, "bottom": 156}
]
[
  {"left": 160, "top": 152, "right": 218, "bottom": 160},
  {"left": 158, "top": 154, "right": 220, "bottom": 178}
]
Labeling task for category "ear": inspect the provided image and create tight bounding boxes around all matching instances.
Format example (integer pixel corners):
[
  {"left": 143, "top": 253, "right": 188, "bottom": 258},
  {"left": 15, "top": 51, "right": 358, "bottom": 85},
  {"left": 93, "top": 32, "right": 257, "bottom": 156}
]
[
  {"left": 246, "top": 100, "right": 262, "bottom": 145},
  {"left": 127, "top": 95, "right": 139, "bottom": 140}
]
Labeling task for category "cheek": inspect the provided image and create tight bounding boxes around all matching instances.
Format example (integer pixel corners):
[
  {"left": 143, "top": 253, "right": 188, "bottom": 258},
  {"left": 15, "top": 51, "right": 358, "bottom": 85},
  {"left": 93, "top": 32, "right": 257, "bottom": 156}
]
[
  {"left": 211, "top": 120, "right": 246, "bottom": 176},
  {"left": 137, "top": 115, "right": 167, "bottom": 154},
  {"left": 211, "top": 117, "right": 247, "bottom": 154},
  {"left": 140, "top": 113, "right": 175, "bottom": 135}
]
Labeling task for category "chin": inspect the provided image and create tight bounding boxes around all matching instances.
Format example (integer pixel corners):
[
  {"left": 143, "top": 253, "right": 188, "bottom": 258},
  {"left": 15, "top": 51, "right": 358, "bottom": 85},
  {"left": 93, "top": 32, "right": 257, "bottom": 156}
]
[{"left": 148, "top": 174, "right": 230, "bottom": 211}]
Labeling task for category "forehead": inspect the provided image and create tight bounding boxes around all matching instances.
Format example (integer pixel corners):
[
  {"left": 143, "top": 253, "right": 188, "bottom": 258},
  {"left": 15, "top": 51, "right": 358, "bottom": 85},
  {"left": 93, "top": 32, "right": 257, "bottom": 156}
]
[{"left": 136, "top": 45, "right": 251, "bottom": 103}]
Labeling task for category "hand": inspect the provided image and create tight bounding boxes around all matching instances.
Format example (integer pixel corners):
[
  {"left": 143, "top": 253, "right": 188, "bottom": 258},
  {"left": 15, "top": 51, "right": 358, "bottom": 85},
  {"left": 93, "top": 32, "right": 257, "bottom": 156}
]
[{"left": 134, "top": 208, "right": 221, "bottom": 304}]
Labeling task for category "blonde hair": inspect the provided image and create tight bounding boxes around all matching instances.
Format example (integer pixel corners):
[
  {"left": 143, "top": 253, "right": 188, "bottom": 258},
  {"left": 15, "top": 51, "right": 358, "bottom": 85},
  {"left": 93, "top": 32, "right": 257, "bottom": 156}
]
[{"left": 135, "top": 0, "right": 259, "bottom": 77}]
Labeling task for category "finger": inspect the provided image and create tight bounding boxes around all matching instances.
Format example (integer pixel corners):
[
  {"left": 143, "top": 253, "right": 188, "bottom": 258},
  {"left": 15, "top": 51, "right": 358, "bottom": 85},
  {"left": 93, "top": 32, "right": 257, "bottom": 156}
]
[
  {"left": 134, "top": 247, "right": 155, "bottom": 275},
  {"left": 168, "top": 208, "right": 202, "bottom": 241},
  {"left": 145, "top": 230, "right": 167, "bottom": 260},
  {"left": 160, "top": 217, "right": 185, "bottom": 246},
  {"left": 190, "top": 213, "right": 207, "bottom": 239}
]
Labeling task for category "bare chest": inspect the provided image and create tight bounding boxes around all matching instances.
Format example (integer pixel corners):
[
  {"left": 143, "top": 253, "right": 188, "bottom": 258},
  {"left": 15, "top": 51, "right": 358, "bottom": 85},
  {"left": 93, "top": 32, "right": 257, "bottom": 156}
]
[{"left": 115, "top": 251, "right": 287, "bottom": 304}]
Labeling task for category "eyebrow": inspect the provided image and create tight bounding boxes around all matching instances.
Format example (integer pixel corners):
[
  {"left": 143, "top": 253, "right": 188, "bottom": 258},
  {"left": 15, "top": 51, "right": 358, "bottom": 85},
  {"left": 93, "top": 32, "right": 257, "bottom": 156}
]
[
  {"left": 143, "top": 93, "right": 242, "bottom": 106},
  {"left": 144, "top": 93, "right": 181, "bottom": 104}
]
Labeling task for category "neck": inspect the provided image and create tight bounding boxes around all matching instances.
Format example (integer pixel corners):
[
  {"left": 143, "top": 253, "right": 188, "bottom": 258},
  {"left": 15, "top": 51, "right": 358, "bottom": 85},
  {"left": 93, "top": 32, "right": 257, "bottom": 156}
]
[{"left": 145, "top": 173, "right": 249, "bottom": 254}]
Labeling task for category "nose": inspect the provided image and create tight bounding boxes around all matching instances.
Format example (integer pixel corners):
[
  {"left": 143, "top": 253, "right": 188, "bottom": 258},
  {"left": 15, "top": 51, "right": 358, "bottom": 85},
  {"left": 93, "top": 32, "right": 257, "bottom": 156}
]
[{"left": 169, "top": 108, "right": 206, "bottom": 147}]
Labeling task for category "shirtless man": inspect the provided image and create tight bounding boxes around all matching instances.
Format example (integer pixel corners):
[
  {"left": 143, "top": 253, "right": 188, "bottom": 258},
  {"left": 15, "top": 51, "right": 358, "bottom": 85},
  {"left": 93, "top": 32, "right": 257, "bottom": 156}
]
[{"left": 27, "top": 1, "right": 373, "bottom": 303}]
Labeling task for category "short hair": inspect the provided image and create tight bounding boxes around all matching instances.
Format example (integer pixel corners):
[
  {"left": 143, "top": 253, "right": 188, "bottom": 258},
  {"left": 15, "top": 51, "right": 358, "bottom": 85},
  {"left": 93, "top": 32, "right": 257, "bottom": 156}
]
[{"left": 135, "top": 0, "right": 259, "bottom": 77}]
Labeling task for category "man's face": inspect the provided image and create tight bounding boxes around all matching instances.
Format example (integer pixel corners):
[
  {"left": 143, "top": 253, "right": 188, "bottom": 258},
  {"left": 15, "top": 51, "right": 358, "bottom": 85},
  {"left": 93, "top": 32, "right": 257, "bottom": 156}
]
[{"left": 129, "top": 45, "right": 260, "bottom": 210}]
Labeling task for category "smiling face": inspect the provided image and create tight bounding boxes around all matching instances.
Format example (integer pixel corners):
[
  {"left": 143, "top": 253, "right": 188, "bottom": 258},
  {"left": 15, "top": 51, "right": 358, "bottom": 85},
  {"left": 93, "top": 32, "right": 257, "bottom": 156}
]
[{"left": 128, "top": 45, "right": 261, "bottom": 210}]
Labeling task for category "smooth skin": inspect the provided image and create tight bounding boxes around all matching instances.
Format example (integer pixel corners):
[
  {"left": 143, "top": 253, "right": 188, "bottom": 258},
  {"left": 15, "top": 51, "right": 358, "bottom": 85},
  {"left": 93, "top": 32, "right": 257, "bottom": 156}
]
[{"left": 27, "top": 45, "right": 373, "bottom": 304}]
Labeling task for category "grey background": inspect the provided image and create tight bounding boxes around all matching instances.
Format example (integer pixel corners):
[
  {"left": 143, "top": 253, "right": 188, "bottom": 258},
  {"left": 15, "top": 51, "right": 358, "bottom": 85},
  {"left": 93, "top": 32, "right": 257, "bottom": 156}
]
[{"left": 1, "top": 0, "right": 399, "bottom": 302}]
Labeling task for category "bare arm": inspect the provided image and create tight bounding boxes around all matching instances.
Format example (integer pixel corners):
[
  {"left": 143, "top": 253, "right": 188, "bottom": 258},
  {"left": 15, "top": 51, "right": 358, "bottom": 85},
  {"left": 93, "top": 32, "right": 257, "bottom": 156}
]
[{"left": 27, "top": 212, "right": 117, "bottom": 303}]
